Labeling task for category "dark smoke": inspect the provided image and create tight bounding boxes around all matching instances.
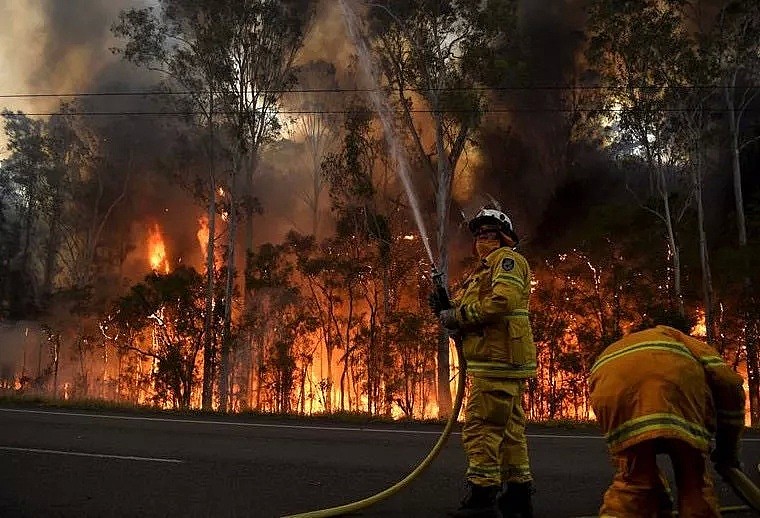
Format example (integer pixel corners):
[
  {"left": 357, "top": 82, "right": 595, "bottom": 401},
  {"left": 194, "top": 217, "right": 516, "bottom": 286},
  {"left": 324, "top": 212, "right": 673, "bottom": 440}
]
[
  {"left": 29, "top": 0, "right": 153, "bottom": 92},
  {"left": 473, "top": 0, "right": 590, "bottom": 245}
]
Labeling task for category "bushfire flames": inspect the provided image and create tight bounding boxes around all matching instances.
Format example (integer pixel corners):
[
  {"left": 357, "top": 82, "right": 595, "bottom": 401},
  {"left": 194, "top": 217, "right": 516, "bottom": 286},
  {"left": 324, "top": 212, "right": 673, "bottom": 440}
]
[
  {"left": 148, "top": 223, "right": 170, "bottom": 273},
  {"left": 11, "top": 220, "right": 752, "bottom": 424},
  {"left": 122, "top": 220, "right": 448, "bottom": 418}
]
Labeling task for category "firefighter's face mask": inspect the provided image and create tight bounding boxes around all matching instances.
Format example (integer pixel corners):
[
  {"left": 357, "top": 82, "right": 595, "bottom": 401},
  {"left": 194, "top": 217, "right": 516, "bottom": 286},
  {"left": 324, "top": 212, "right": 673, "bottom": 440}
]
[{"left": 474, "top": 228, "right": 501, "bottom": 258}]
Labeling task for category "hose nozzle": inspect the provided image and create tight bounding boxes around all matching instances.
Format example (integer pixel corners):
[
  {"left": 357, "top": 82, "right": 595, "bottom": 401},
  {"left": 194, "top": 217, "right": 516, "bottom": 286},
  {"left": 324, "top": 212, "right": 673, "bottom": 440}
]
[{"left": 431, "top": 267, "right": 452, "bottom": 310}]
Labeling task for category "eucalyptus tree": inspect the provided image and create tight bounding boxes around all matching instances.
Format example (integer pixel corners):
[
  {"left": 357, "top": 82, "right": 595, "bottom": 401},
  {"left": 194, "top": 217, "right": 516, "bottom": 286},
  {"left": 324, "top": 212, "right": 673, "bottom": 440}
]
[
  {"left": 43, "top": 104, "right": 122, "bottom": 294},
  {"left": 113, "top": 0, "right": 315, "bottom": 411},
  {"left": 1, "top": 111, "right": 47, "bottom": 313},
  {"left": 110, "top": 267, "right": 207, "bottom": 409},
  {"left": 211, "top": 0, "right": 314, "bottom": 412},
  {"left": 113, "top": 0, "right": 231, "bottom": 409},
  {"left": 707, "top": 0, "right": 760, "bottom": 251},
  {"left": 662, "top": 42, "right": 719, "bottom": 344},
  {"left": 290, "top": 60, "right": 342, "bottom": 239},
  {"left": 246, "top": 243, "right": 316, "bottom": 413},
  {"left": 322, "top": 105, "right": 382, "bottom": 413},
  {"left": 0, "top": 152, "right": 21, "bottom": 318},
  {"left": 705, "top": 0, "right": 760, "bottom": 424},
  {"left": 286, "top": 231, "right": 342, "bottom": 413},
  {"left": 365, "top": 0, "right": 518, "bottom": 417},
  {"left": 587, "top": 0, "right": 694, "bottom": 317}
]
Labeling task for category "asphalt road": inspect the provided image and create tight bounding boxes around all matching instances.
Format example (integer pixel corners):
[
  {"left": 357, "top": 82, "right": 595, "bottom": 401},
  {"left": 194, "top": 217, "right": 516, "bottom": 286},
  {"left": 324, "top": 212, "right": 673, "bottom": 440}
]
[{"left": 0, "top": 406, "right": 758, "bottom": 518}]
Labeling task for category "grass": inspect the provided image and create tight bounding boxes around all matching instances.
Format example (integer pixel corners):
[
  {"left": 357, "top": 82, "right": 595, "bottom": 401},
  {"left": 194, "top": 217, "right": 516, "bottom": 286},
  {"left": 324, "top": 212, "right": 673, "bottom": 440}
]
[
  {"left": 0, "top": 391, "right": 601, "bottom": 429},
  {"left": 0, "top": 392, "right": 425, "bottom": 425}
]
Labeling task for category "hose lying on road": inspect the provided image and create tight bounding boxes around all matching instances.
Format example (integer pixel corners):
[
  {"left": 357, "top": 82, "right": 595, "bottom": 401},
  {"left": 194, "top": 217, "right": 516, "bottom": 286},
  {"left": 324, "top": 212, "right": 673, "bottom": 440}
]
[
  {"left": 718, "top": 465, "right": 760, "bottom": 513},
  {"left": 280, "top": 342, "right": 467, "bottom": 518}
]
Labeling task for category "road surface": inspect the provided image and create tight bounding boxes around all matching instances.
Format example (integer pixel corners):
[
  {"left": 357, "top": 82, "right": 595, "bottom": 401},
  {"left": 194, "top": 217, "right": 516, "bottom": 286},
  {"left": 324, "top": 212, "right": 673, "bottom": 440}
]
[{"left": 0, "top": 406, "right": 757, "bottom": 517}]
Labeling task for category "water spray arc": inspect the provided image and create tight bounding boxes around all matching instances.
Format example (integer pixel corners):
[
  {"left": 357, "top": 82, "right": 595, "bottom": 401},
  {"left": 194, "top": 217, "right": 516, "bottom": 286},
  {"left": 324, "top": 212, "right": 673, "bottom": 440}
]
[
  {"left": 280, "top": 3, "right": 464, "bottom": 517},
  {"left": 338, "top": 0, "right": 434, "bottom": 266}
]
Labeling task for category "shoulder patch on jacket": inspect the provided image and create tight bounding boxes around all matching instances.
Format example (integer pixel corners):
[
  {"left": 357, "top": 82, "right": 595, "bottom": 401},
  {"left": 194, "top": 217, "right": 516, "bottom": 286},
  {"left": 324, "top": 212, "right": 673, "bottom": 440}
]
[{"left": 501, "top": 257, "right": 515, "bottom": 271}]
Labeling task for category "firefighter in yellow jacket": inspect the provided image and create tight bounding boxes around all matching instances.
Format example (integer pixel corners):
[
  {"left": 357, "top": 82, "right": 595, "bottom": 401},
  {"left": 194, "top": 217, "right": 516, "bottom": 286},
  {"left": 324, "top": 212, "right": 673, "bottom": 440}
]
[
  {"left": 429, "top": 207, "right": 536, "bottom": 518},
  {"left": 589, "top": 324, "right": 746, "bottom": 517}
]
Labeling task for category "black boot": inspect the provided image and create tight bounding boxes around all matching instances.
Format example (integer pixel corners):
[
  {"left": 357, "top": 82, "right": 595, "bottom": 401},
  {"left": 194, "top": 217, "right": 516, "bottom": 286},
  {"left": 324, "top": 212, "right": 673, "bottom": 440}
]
[
  {"left": 448, "top": 482, "right": 500, "bottom": 518},
  {"left": 497, "top": 481, "right": 534, "bottom": 518}
]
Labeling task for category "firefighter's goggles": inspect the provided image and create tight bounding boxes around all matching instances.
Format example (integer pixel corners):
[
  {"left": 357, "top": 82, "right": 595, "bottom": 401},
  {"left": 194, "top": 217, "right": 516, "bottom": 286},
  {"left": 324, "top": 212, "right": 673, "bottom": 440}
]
[{"left": 474, "top": 226, "right": 501, "bottom": 240}]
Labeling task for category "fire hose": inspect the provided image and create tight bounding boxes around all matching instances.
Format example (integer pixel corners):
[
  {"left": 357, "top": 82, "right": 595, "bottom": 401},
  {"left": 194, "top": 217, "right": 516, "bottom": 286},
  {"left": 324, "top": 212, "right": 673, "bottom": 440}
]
[
  {"left": 281, "top": 270, "right": 465, "bottom": 518},
  {"left": 716, "top": 464, "right": 760, "bottom": 513}
]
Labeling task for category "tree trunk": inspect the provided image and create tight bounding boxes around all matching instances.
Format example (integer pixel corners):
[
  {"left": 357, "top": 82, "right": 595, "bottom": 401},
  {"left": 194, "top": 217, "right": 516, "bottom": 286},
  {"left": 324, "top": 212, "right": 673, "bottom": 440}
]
[
  {"left": 659, "top": 168, "right": 684, "bottom": 317},
  {"left": 219, "top": 158, "right": 239, "bottom": 412},
  {"left": 434, "top": 112, "right": 453, "bottom": 419},
  {"left": 202, "top": 94, "right": 217, "bottom": 411},
  {"left": 694, "top": 165, "right": 714, "bottom": 343},
  {"left": 232, "top": 152, "right": 259, "bottom": 413},
  {"left": 726, "top": 86, "right": 747, "bottom": 248},
  {"left": 43, "top": 186, "right": 63, "bottom": 299},
  {"left": 52, "top": 335, "right": 60, "bottom": 398},
  {"left": 325, "top": 344, "right": 333, "bottom": 413},
  {"left": 725, "top": 85, "right": 758, "bottom": 425}
]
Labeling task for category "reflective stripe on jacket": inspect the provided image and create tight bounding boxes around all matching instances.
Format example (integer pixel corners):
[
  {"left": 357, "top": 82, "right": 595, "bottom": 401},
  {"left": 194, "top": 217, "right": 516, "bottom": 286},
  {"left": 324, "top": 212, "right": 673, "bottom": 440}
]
[
  {"left": 452, "top": 246, "right": 536, "bottom": 379},
  {"left": 589, "top": 325, "right": 745, "bottom": 454}
]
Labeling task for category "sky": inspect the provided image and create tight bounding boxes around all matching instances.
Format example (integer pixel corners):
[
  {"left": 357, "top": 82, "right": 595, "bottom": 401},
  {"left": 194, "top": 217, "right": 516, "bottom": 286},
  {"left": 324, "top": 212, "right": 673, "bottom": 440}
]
[
  {"left": 0, "top": 0, "right": 586, "bottom": 239},
  {"left": 0, "top": 0, "right": 355, "bottom": 155},
  {"left": 0, "top": 0, "right": 156, "bottom": 154},
  {"left": 0, "top": 1, "right": 46, "bottom": 117}
]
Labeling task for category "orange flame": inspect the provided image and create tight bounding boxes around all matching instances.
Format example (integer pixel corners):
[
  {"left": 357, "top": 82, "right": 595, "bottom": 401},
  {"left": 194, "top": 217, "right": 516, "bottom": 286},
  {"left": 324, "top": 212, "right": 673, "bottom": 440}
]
[
  {"left": 196, "top": 215, "right": 224, "bottom": 269},
  {"left": 148, "top": 223, "right": 170, "bottom": 273},
  {"left": 691, "top": 309, "right": 706, "bottom": 337},
  {"left": 197, "top": 216, "right": 209, "bottom": 259}
]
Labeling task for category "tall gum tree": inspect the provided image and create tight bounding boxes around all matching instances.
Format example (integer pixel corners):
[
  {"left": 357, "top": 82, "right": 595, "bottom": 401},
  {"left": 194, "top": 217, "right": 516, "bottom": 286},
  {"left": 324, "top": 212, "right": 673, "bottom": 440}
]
[
  {"left": 587, "top": 0, "right": 693, "bottom": 318},
  {"left": 289, "top": 61, "right": 341, "bottom": 240},
  {"left": 113, "top": 0, "right": 315, "bottom": 411},
  {"left": 113, "top": 0, "right": 233, "bottom": 410},
  {"left": 661, "top": 10, "right": 720, "bottom": 345},
  {"left": 209, "top": 0, "right": 314, "bottom": 412},
  {"left": 705, "top": 0, "right": 760, "bottom": 424},
  {"left": 1, "top": 112, "right": 47, "bottom": 312},
  {"left": 366, "top": 0, "right": 518, "bottom": 418}
]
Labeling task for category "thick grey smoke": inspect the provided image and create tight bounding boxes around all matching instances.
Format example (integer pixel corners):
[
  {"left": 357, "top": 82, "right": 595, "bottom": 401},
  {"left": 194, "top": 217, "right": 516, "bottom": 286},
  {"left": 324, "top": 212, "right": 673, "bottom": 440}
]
[
  {"left": 3, "top": 0, "right": 592, "bottom": 259},
  {"left": 473, "top": 0, "right": 589, "bottom": 242},
  {"left": 30, "top": 1, "right": 134, "bottom": 88}
]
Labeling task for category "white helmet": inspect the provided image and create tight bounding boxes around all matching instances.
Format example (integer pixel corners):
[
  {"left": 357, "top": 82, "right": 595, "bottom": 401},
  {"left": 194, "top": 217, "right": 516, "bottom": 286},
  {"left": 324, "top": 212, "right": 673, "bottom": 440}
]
[{"left": 468, "top": 207, "right": 519, "bottom": 244}]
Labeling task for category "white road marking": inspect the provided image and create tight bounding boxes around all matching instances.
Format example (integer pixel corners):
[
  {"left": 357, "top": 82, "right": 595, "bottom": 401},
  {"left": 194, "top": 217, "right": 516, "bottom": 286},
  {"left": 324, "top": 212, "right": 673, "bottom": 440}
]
[
  {"left": 2, "top": 408, "right": 759, "bottom": 442},
  {"left": 0, "top": 445, "right": 182, "bottom": 463}
]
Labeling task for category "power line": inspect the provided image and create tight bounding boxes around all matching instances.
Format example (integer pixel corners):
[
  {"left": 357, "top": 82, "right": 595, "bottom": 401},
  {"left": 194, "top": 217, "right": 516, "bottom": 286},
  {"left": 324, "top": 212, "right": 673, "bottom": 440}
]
[
  {"left": 1, "top": 84, "right": 759, "bottom": 99},
  {"left": 4, "top": 107, "right": 757, "bottom": 117}
]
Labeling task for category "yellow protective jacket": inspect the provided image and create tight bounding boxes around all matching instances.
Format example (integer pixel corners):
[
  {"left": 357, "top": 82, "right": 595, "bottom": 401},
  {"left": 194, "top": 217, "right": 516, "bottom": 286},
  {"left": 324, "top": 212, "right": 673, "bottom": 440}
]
[
  {"left": 589, "top": 325, "right": 745, "bottom": 455},
  {"left": 452, "top": 246, "right": 536, "bottom": 379}
]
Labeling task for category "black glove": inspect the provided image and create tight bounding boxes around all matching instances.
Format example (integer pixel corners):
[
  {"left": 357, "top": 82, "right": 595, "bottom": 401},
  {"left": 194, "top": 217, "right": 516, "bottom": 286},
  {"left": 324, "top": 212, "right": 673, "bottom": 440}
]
[
  {"left": 711, "top": 426, "right": 742, "bottom": 470},
  {"left": 438, "top": 308, "right": 460, "bottom": 330},
  {"left": 428, "top": 291, "right": 445, "bottom": 316}
]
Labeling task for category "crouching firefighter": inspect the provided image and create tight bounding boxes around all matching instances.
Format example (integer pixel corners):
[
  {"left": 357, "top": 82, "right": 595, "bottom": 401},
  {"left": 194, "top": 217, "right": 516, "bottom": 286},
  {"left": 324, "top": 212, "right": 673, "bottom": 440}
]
[
  {"left": 589, "top": 323, "right": 746, "bottom": 517},
  {"left": 429, "top": 207, "right": 537, "bottom": 518}
]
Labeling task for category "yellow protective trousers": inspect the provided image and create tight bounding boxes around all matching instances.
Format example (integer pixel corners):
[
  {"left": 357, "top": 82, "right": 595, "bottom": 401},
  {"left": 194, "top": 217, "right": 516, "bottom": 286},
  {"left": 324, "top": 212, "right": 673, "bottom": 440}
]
[
  {"left": 462, "top": 376, "right": 531, "bottom": 487},
  {"left": 600, "top": 439, "right": 720, "bottom": 518}
]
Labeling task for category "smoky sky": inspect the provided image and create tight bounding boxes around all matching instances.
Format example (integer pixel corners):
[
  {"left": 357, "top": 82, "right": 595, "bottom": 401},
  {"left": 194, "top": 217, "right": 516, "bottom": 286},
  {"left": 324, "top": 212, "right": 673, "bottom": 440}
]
[
  {"left": 469, "top": 0, "right": 589, "bottom": 244},
  {"left": 2, "top": 0, "right": 603, "bottom": 263},
  {"left": 33, "top": 0, "right": 126, "bottom": 76},
  {"left": 16, "top": 1, "right": 153, "bottom": 94}
]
